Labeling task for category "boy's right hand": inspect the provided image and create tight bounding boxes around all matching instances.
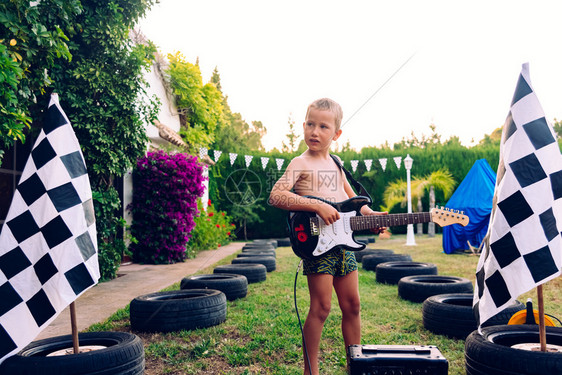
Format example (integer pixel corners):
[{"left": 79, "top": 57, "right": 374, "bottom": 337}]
[{"left": 315, "top": 202, "right": 340, "bottom": 225}]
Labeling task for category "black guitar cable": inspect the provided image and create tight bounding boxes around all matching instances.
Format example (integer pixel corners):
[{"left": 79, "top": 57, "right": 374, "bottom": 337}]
[{"left": 294, "top": 259, "right": 313, "bottom": 373}]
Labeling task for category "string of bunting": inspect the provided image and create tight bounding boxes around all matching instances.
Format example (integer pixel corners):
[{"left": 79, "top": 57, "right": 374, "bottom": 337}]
[{"left": 199, "top": 147, "right": 410, "bottom": 172}]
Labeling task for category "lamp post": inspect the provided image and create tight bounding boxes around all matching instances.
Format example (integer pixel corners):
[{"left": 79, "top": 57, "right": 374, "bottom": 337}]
[{"left": 404, "top": 154, "right": 416, "bottom": 246}]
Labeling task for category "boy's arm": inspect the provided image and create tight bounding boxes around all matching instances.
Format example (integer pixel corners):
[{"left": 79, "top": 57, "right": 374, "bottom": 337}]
[{"left": 268, "top": 158, "right": 341, "bottom": 225}]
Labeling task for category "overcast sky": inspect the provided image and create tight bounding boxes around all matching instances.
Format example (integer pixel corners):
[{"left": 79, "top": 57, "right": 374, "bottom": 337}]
[{"left": 138, "top": 0, "right": 562, "bottom": 151}]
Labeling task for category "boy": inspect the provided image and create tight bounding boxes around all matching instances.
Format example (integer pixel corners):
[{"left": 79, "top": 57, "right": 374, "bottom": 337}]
[{"left": 269, "top": 98, "right": 385, "bottom": 375}]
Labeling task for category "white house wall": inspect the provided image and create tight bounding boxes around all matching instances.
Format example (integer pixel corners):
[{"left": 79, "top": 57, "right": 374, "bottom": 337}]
[{"left": 144, "top": 64, "right": 181, "bottom": 142}]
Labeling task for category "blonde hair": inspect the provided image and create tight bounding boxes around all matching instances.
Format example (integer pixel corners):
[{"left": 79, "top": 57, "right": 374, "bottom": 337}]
[{"left": 306, "top": 98, "right": 343, "bottom": 131}]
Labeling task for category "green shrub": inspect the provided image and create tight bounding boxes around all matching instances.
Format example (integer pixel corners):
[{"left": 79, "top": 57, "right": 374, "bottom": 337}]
[{"left": 185, "top": 199, "right": 236, "bottom": 257}]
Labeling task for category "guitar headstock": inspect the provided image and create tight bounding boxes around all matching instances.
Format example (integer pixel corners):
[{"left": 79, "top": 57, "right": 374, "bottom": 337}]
[{"left": 430, "top": 207, "right": 469, "bottom": 227}]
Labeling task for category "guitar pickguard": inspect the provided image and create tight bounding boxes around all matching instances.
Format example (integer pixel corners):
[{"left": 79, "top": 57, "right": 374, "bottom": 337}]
[{"left": 312, "top": 211, "right": 364, "bottom": 257}]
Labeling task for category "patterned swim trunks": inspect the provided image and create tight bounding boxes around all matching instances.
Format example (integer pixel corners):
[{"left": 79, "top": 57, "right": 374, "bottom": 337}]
[{"left": 303, "top": 248, "right": 358, "bottom": 276}]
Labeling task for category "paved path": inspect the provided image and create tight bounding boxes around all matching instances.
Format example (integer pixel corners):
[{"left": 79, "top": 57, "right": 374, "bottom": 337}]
[{"left": 37, "top": 242, "right": 246, "bottom": 340}]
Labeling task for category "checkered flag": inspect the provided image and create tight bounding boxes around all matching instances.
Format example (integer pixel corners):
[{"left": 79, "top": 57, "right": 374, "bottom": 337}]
[
  {"left": 0, "top": 94, "right": 100, "bottom": 362},
  {"left": 473, "top": 63, "right": 562, "bottom": 326}
]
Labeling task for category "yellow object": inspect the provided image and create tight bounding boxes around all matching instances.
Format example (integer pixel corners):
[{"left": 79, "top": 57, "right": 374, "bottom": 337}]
[
  {"left": 9, "top": 39, "right": 16, "bottom": 46},
  {"left": 508, "top": 309, "right": 555, "bottom": 326}
]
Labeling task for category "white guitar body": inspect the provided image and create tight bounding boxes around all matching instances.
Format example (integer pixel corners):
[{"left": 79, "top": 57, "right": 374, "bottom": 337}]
[{"left": 312, "top": 211, "right": 364, "bottom": 257}]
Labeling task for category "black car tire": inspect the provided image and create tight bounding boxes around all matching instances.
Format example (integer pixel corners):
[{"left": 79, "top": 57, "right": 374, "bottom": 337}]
[
  {"left": 465, "top": 325, "right": 562, "bottom": 375},
  {"left": 355, "top": 249, "right": 394, "bottom": 263},
  {"left": 240, "top": 250, "right": 276, "bottom": 257},
  {"left": 0, "top": 332, "right": 144, "bottom": 375},
  {"left": 242, "top": 244, "right": 275, "bottom": 251},
  {"left": 398, "top": 275, "right": 473, "bottom": 303},
  {"left": 232, "top": 256, "right": 276, "bottom": 272},
  {"left": 422, "top": 293, "right": 525, "bottom": 339},
  {"left": 214, "top": 263, "right": 267, "bottom": 284},
  {"left": 180, "top": 273, "right": 247, "bottom": 301},
  {"left": 375, "top": 261, "right": 437, "bottom": 284},
  {"left": 130, "top": 289, "right": 226, "bottom": 333},
  {"left": 276, "top": 238, "right": 291, "bottom": 247},
  {"left": 362, "top": 254, "right": 412, "bottom": 271}
]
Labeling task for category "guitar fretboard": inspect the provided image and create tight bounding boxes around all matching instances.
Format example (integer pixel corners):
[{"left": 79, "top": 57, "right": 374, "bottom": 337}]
[{"left": 310, "top": 212, "right": 432, "bottom": 232}]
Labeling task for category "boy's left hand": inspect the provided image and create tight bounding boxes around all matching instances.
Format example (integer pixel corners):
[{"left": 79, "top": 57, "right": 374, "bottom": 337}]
[{"left": 361, "top": 207, "right": 388, "bottom": 234}]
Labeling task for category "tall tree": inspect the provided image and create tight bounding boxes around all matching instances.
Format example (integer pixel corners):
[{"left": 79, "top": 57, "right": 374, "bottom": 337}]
[
  {"left": 166, "top": 52, "right": 225, "bottom": 152},
  {"left": 49, "top": 0, "right": 158, "bottom": 280},
  {"left": 210, "top": 66, "right": 222, "bottom": 92},
  {"left": 282, "top": 114, "right": 299, "bottom": 152}
]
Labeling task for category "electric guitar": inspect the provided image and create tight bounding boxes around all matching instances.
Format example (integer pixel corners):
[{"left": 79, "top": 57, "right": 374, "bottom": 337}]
[{"left": 288, "top": 196, "right": 469, "bottom": 260}]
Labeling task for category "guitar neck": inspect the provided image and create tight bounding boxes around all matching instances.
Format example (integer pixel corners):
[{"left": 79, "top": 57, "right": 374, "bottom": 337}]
[
  {"left": 349, "top": 212, "right": 432, "bottom": 231},
  {"left": 309, "top": 212, "right": 433, "bottom": 231}
]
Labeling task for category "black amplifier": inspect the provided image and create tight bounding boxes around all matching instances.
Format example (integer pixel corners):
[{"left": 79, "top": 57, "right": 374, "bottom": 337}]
[{"left": 347, "top": 345, "right": 448, "bottom": 375}]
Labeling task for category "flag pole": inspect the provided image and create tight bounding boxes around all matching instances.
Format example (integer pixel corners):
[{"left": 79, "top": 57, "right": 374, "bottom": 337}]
[
  {"left": 70, "top": 302, "right": 80, "bottom": 354},
  {"left": 537, "top": 285, "right": 547, "bottom": 352}
]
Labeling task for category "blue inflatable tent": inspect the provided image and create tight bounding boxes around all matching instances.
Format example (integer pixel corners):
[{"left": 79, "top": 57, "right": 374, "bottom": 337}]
[{"left": 442, "top": 159, "right": 496, "bottom": 254}]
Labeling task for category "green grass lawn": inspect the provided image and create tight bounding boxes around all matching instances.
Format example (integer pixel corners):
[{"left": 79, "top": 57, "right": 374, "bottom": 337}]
[{"left": 88, "top": 234, "right": 562, "bottom": 375}]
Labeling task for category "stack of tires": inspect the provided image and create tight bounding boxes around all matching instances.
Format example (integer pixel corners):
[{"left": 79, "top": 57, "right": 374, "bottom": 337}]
[{"left": 230, "top": 240, "right": 277, "bottom": 272}]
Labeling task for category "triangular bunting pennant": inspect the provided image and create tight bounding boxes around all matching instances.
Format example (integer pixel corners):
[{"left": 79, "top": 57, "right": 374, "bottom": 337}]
[
  {"left": 393, "top": 156, "right": 402, "bottom": 169},
  {"left": 364, "top": 159, "right": 373, "bottom": 172},
  {"left": 199, "top": 147, "right": 208, "bottom": 160},
  {"left": 350, "top": 160, "right": 359, "bottom": 173},
  {"left": 260, "top": 156, "right": 269, "bottom": 170},
  {"left": 244, "top": 155, "right": 253, "bottom": 168},
  {"left": 213, "top": 150, "right": 222, "bottom": 163},
  {"left": 229, "top": 153, "right": 238, "bottom": 166},
  {"left": 379, "top": 158, "right": 387, "bottom": 171}
]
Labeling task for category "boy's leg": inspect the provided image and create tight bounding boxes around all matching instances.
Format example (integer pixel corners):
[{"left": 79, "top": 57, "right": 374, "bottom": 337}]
[
  {"left": 303, "top": 273, "right": 334, "bottom": 375},
  {"left": 333, "top": 270, "right": 361, "bottom": 348}
]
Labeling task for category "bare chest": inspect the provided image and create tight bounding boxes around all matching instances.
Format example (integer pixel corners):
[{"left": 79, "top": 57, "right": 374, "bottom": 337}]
[{"left": 293, "top": 167, "right": 347, "bottom": 201}]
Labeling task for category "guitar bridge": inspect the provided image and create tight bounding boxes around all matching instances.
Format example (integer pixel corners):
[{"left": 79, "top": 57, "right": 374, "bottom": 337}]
[{"left": 310, "top": 218, "right": 319, "bottom": 236}]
